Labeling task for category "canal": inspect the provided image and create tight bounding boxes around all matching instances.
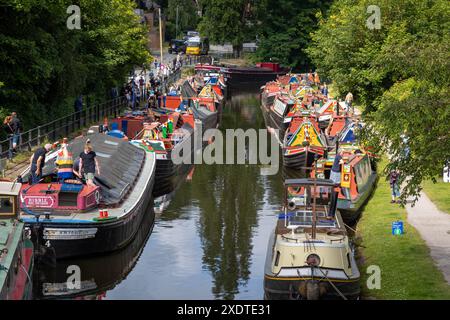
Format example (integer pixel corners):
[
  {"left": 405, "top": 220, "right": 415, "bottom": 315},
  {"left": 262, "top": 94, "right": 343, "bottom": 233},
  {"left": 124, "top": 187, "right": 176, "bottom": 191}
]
[{"left": 33, "top": 88, "right": 290, "bottom": 300}]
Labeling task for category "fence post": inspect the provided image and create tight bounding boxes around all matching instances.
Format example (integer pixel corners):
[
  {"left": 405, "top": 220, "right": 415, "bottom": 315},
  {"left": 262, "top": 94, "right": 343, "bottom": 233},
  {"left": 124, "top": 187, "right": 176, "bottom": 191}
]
[{"left": 37, "top": 126, "right": 41, "bottom": 146}]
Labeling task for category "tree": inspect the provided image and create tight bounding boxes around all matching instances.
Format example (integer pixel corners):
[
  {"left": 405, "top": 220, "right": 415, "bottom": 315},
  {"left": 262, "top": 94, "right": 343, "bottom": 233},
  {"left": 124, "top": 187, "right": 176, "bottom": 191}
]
[
  {"left": 166, "top": 0, "right": 199, "bottom": 39},
  {"left": 198, "top": 0, "right": 259, "bottom": 57},
  {"left": 254, "top": 0, "right": 332, "bottom": 70},
  {"left": 307, "top": 0, "right": 450, "bottom": 202},
  {"left": 0, "top": 0, "right": 151, "bottom": 130}
]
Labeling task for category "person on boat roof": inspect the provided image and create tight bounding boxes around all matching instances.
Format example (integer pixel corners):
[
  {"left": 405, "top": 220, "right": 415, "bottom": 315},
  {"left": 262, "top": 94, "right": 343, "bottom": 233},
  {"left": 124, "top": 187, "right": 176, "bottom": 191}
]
[
  {"left": 78, "top": 141, "right": 100, "bottom": 187},
  {"left": 30, "top": 143, "right": 52, "bottom": 185}
]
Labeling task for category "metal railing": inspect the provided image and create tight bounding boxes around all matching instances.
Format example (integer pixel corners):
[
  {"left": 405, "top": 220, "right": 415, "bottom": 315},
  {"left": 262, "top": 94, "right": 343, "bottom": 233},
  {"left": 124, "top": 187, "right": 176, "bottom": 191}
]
[
  {"left": 182, "top": 55, "right": 213, "bottom": 67},
  {"left": 0, "top": 96, "right": 127, "bottom": 160},
  {"left": 0, "top": 67, "right": 186, "bottom": 163}
]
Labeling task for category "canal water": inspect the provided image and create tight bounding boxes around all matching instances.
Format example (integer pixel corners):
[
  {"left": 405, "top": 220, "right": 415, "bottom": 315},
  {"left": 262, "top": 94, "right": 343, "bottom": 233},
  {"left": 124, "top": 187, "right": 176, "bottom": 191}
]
[{"left": 33, "top": 88, "right": 291, "bottom": 300}]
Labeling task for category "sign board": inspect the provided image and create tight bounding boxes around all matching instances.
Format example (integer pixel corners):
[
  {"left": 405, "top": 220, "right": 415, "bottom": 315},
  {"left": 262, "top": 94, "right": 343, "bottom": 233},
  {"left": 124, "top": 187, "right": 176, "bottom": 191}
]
[
  {"left": 43, "top": 228, "right": 98, "bottom": 240},
  {"left": 392, "top": 221, "right": 404, "bottom": 235},
  {"left": 23, "top": 196, "right": 55, "bottom": 208}
]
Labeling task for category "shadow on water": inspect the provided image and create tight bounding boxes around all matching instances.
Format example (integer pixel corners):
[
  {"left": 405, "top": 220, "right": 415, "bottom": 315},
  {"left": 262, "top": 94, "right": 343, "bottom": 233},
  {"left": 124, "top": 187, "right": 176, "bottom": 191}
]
[{"left": 34, "top": 85, "right": 292, "bottom": 300}]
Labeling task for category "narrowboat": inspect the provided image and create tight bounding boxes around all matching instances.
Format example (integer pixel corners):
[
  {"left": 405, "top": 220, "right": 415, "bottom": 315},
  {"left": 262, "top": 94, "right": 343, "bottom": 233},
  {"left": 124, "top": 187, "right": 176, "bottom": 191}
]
[
  {"left": 264, "top": 179, "right": 360, "bottom": 300},
  {"left": 283, "top": 116, "right": 327, "bottom": 170},
  {"left": 130, "top": 113, "right": 201, "bottom": 198},
  {"left": 19, "top": 133, "right": 156, "bottom": 260},
  {"left": 195, "top": 62, "right": 288, "bottom": 88},
  {"left": 313, "top": 145, "right": 377, "bottom": 223},
  {"left": 0, "top": 181, "right": 34, "bottom": 300}
]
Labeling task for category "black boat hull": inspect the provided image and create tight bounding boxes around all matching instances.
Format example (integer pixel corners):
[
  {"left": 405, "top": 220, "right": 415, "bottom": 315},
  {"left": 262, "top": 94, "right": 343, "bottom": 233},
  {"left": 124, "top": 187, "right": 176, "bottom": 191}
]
[
  {"left": 260, "top": 104, "right": 288, "bottom": 144},
  {"left": 264, "top": 276, "right": 360, "bottom": 300},
  {"left": 152, "top": 126, "right": 199, "bottom": 198},
  {"left": 153, "top": 159, "right": 194, "bottom": 198},
  {"left": 26, "top": 172, "right": 155, "bottom": 260},
  {"left": 225, "top": 70, "right": 285, "bottom": 88},
  {"left": 282, "top": 149, "right": 318, "bottom": 170}
]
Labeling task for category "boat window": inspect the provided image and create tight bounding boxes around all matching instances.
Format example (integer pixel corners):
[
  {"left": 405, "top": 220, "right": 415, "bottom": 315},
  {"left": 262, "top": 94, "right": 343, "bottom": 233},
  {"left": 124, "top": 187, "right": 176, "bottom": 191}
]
[
  {"left": 104, "top": 140, "right": 119, "bottom": 146},
  {"left": 0, "top": 196, "right": 15, "bottom": 216},
  {"left": 274, "top": 251, "right": 281, "bottom": 267},
  {"left": 95, "top": 152, "right": 111, "bottom": 158}
]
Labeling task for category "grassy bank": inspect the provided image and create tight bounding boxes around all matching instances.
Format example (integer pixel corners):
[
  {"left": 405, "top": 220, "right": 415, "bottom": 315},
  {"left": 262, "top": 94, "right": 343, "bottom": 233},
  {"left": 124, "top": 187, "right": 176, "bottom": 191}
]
[
  {"left": 356, "top": 160, "right": 450, "bottom": 299},
  {"left": 422, "top": 178, "right": 450, "bottom": 214}
]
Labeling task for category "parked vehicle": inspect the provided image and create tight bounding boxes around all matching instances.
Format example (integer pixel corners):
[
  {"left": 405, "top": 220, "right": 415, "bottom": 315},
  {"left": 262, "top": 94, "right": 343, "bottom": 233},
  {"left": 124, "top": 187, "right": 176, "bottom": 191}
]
[{"left": 168, "top": 39, "right": 186, "bottom": 54}]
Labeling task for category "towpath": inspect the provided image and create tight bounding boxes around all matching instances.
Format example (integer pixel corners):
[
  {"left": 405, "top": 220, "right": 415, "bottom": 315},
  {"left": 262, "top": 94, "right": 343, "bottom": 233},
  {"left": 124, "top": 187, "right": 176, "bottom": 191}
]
[{"left": 406, "top": 192, "right": 450, "bottom": 284}]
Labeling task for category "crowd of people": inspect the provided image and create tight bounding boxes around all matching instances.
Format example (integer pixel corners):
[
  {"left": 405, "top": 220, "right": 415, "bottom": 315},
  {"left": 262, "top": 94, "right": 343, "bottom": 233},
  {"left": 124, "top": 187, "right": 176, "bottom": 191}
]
[{"left": 123, "top": 53, "right": 185, "bottom": 111}]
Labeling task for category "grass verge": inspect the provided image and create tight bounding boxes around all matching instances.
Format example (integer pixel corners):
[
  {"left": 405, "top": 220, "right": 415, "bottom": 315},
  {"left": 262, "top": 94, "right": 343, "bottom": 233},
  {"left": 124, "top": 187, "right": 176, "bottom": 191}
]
[
  {"left": 356, "top": 159, "right": 450, "bottom": 299},
  {"left": 422, "top": 178, "right": 450, "bottom": 214}
]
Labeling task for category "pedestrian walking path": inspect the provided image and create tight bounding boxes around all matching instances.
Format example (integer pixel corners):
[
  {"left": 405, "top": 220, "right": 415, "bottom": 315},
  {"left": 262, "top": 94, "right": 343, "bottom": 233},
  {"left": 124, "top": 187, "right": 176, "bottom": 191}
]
[{"left": 406, "top": 191, "right": 450, "bottom": 284}]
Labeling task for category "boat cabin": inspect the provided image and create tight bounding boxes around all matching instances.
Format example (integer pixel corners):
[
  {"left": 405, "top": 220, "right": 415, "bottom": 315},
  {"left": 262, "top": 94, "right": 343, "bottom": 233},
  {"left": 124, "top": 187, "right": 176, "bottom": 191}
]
[
  {"left": 0, "top": 182, "right": 21, "bottom": 219},
  {"left": 277, "top": 179, "right": 340, "bottom": 235}
]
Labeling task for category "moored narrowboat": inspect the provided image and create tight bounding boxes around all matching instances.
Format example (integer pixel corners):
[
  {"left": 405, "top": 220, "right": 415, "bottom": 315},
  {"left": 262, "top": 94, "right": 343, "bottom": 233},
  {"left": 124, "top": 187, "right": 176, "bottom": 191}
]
[
  {"left": 313, "top": 145, "right": 377, "bottom": 223},
  {"left": 264, "top": 179, "right": 360, "bottom": 300},
  {"left": 19, "top": 133, "right": 156, "bottom": 260},
  {"left": 131, "top": 113, "right": 201, "bottom": 198},
  {"left": 283, "top": 116, "right": 327, "bottom": 169},
  {"left": 0, "top": 181, "right": 34, "bottom": 300}
]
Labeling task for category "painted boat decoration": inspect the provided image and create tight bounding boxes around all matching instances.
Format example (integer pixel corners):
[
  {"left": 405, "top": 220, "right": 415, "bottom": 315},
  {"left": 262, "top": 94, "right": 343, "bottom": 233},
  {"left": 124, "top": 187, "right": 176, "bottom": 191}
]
[
  {"left": 313, "top": 145, "right": 377, "bottom": 223},
  {"left": 0, "top": 181, "right": 34, "bottom": 300},
  {"left": 283, "top": 116, "right": 327, "bottom": 169},
  {"left": 131, "top": 113, "right": 201, "bottom": 198},
  {"left": 19, "top": 133, "right": 156, "bottom": 260},
  {"left": 264, "top": 178, "right": 360, "bottom": 300}
]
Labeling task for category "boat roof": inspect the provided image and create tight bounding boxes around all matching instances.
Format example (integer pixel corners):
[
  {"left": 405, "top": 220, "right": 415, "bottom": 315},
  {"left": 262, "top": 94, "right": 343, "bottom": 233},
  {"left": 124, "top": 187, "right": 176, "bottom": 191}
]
[
  {"left": 26, "top": 134, "right": 145, "bottom": 206},
  {"left": 0, "top": 181, "right": 21, "bottom": 196},
  {"left": 180, "top": 80, "right": 197, "bottom": 98},
  {"left": 284, "top": 178, "right": 336, "bottom": 187}
]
